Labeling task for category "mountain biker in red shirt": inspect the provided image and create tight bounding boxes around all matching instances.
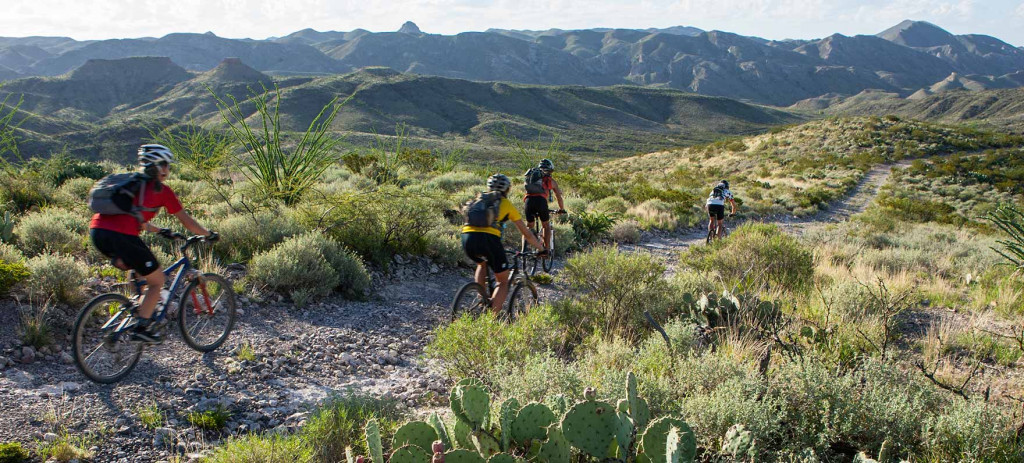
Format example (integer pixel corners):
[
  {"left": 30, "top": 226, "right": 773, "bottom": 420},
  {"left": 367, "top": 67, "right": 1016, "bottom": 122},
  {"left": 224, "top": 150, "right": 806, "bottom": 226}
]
[
  {"left": 523, "top": 158, "right": 566, "bottom": 252},
  {"left": 89, "top": 144, "right": 217, "bottom": 344}
]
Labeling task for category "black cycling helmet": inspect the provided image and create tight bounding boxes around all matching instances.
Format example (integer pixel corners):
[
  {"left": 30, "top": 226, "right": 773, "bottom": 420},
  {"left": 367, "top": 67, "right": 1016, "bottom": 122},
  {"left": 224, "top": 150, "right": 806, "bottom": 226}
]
[
  {"left": 720, "top": 179, "right": 729, "bottom": 189},
  {"left": 538, "top": 159, "right": 554, "bottom": 172},
  {"left": 487, "top": 173, "right": 511, "bottom": 193}
]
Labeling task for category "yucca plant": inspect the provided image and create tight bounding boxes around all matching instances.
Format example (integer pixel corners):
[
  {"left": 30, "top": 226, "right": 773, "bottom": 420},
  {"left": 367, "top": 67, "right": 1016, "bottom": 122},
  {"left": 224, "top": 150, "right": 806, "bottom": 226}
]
[
  {"left": 988, "top": 204, "right": 1024, "bottom": 271},
  {"left": 210, "top": 84, "right": 346, "bottom": 205}
]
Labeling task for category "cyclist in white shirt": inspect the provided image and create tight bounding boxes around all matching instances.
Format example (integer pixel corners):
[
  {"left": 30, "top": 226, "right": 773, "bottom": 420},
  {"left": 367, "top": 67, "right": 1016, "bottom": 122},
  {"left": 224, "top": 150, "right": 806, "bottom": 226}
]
[{"left": 705, "top": 180, "right": 736, "bottom": 240}]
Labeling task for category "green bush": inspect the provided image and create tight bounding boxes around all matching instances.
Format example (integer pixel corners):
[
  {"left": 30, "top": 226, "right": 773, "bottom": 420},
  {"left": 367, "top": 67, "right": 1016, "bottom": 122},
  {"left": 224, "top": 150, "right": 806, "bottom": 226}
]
[
  {"left": 247, "top": 232, "right": 370, "bottom": 301},
  {"left": 680, "top": 223, "right": 814, "bottom": 294},
  {"left": 425, "top": 171, "right": 480, "bottom": 193},
  {"left": 0, "top": 441, "right": 30, "bottom": 463},
  {"left": 425, "top": 305, "right": 563, "bottom": 382},
  {"left": 204, "top": 434, "right": 313, "bottom": 463},
  {"left": 593, "top": 196, "right": 629, "bottom": 214},
  {"left": 0, "top": 171, "right": 54, "bottom": 213},
  {"left": 492, "top": 352, "right": 584, "bottom": 404},
  {"left": 25, "top": 253, "right": 87, "bottom": 304},
  {"left": 14, "top": 208, "right": 86, "bottom": 256},
  {"left": 561, "top": 246, "right": 671, "bottom": 343},
  {"left": 212, "top": 211, "right": 305, "bottom": 262},
  {"left": 187, "top": 405, "right": 231, "bottom": 430},
  {"left": 570, "top": 210, "right": 617, "bottom": 246},
  {"left": 301, "top": 395, "right": 402, "bottom": 462},
  {"left": 921, "top": 398, "right": 1023, "bottom": 462},
  {"left": 0, "top": 259, "right": 29, "bottom": 295}
]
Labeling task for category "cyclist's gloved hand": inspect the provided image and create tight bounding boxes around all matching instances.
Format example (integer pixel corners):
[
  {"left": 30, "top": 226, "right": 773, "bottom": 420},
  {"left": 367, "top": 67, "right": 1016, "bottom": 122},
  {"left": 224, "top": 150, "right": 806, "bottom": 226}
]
[
  {"left": 205, "top": 231, "right": 220, "bottom": 242},
  {"left": 157, "top": 228, "right": 175, "bottom": 240}
]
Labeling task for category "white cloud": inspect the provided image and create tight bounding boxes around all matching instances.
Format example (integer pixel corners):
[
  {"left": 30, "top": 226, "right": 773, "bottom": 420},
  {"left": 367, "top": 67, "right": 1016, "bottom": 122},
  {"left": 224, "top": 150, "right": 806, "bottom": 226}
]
[{"left": 1017, "top": 2, "right": 1024, "bottom": 17}]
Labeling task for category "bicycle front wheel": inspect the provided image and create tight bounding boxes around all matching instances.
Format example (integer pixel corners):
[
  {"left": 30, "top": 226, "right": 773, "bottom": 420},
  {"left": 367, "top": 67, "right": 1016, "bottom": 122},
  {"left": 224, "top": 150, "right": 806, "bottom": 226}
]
[
  {"left": 506, "top": 279, "right": 538, "bottom": 322},
  {"left": 452, "top": 282, "right": 488, "bottom": 321},
  {"left": 178, "top": 273, "right": 236, "bottom": 352},
  {"left": 72, "top": 293, "right": 143, "bottom": 384}
]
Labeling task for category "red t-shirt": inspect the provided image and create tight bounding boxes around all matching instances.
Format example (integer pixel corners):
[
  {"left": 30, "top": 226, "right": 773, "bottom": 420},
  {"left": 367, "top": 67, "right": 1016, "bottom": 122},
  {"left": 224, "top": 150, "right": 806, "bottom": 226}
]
[
  {"left": 525, "top": 176, "right": 554, "bottom": 200},
  {"left": 90, "top": 181, "right": 183, "bottom": 236}
]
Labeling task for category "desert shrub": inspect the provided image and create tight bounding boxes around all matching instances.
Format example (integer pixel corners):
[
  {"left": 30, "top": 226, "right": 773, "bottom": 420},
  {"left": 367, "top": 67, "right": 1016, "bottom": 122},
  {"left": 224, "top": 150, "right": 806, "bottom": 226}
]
[
  {"left": 610, "top": 220, "right": 640, "bottom": 244},
  {"left": 14, "top": 208, "right": 86, "bottom": 256},
  {"left": 0, "top": 259, "right": 29, "bottom": 295},
  {"left": 0, "top": 171, "right": 54, "bottom": 212},
  {"left": 921, "top": 398, "right": 1022, "bottom": 462},
  {"left": 424, "top": 229, "right": 463, "bottom": 267},
  {"left": 425, "top": 305, "right": 563, "bottom": 382},
  {"left": 425, "top": 171, "right": 480, "bottom": 193},
  {"left": 187, "top": 405, "right": 231, "bottom": 430},
  {"left": 561, "top": 246, "right": 671, "bottom": 343},
  {"left": 26, "top": 151, "right": 107, "bottom": 187},
  {"left": 569, "top": 210, "right": 617, "bottom": 246},
  {"left": 0, "top": 441, "right": 30, "bottom": 463},
  {"left": 301, "top": 395, "right": 402, "bottom": 461},
  {"left": 317, "top": 236, "right": 372, "bottom": 300},
  {"left": 25, "top": 253, "right": 87, "bottom": 304},
  {"left": 204, "top": 434, "right": 313, "bottom": 463},
  {"left": 593, "top": 196, "right": 628, "bottom": 214},
  {"left": 683, "top": 373, "right": 787, "bottom": 453},
  {"left": 681, "top": 223, "right": 813, "bottom": 294},
  {"left": 492, "top": 352, "right": 584, "bottom": 403},
  {"left": 248, "top": 235, "right": 339, "bottom": 300},
  {"left": 53, "top": 177, "right": 95, "bottom": 206},
  {"left": 0, "top": 243, "right": 24, "bottom": 263},
  {"left": 212, "top": 211, "right": 306, "bottom": 262},
  {"left": 627, "top": 199, "right": 678, "bottom": 229}
]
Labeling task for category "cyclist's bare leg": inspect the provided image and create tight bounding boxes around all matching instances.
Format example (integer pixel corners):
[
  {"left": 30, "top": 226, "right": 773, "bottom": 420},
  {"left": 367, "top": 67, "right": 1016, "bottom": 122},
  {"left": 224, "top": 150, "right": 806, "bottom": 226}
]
[
  {"left": 523, "top": 220, "right": 536, "bottom": 250},
  {"left": 474, "top": 262, "right": 488, "bottom": 289},
  {"left": 716, "top": 218, "right": 727, "bottom": 238},
  {"left": 136, "top": 267, "right": 165, "bottom": 319},
  {"left": 708, "top": 215, "right": 716, "bottom": 237},
  {"left": 490, "top": 269, "right": 511, "bottom": 313},
  {"left": 541, "top": 220, "right": 553, "bottom": 250}
]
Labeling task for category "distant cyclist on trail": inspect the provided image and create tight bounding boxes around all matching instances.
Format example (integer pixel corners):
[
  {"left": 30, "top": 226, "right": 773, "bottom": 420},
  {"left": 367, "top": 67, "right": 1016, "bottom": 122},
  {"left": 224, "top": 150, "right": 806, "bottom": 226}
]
[
  {"left": 462, "top": 174, "right": 548, "bottom": 313},
  {"left": 706, "top": 179, "right": 736, "bottom": 240},
  {"left": 88, "top": 144, "right": 218, "bottom": 344},
  {"left": 522, "top": 158, "right": 566, "bottom": 251}
]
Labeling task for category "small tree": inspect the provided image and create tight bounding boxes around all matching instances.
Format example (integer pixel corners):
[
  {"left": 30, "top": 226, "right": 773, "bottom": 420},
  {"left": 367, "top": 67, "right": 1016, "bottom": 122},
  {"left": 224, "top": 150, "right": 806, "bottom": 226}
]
[{"left": 209, "top": 84, "right": 346, "bottom": 205}]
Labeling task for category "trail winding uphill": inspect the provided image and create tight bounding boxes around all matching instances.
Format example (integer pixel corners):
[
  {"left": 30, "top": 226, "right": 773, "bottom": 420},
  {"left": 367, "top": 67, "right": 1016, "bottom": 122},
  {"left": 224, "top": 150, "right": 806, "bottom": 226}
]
[{"left": 0, "top": 162, "right": 904, "bottom": 461}]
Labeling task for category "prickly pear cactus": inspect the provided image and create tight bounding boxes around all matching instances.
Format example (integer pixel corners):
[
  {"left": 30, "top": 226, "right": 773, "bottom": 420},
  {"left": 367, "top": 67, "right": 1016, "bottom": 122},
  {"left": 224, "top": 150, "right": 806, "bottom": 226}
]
[
  {"left": 487, "top": 454, "right": 517, "bottom": 463},
  {"left": 626, "top": 372, "right": 649, "bottom": 429},
  {"left": 510, "top": 402, "right": 556, "bottom": 444},
  {"left": 365, "top": 419, "right": 384, "bottom": 463},
  {"left": 451, "top": 378, "right": 487, "bottom": 425},
  {"left": 561, "top": 400, "right": 618, "bottom": 458},
  {"left": 445, "top": 449, "right": 487, "bottom": 463},
  {"left": 429, "top": 412, "right": 452, "bottom": 450},
  {"left": 458, "top": 384, "right": 491, "bottom": 430},
  {"left": 394, "top": 421, "right": 440, "bottom": 454},
  {"left": 537, "top": 424, "right": 570, "bottom": 463},
  {"left": 471, "top": 430, "right": 502, "bottom": 458},
  {"left": 721, "top": 424, "right": 754, "bottom": 457},
  {"left": 666, "top": 427, "right": 681, "bottom": 463},
  {"left": 640, "top": 417, "right": 696, "bottom": 463},
  {"left": 499, "top": 397, "right": 521, "bottom": 450},
  {"left": 391, "top": 445, "right": 432, "bottom": 463},
  {"left": 454, "top": 418, "right": 474, "bottom": 449},
  {"left": 614, "top": 410, "right": 634, "bottom": 456},
  {"left": 583, "top": 387, "right": 597, "bottom": 401},
  {"left": 877, "top": 439, "right": 895, "bottom": 463}
]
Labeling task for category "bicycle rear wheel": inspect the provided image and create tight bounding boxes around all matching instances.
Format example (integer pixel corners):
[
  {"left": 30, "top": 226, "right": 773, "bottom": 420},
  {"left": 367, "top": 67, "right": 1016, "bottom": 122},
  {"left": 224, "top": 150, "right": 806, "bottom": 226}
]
[
  {"left": 178, "top": 273, "right": 237, "bottom": 352},
  {"left": 505, "top": 279, "right": 538, "bottom": 322},
  {"left": 72, "top": 293, "right": 143, "bottom": 384},
  {"left": 452, "top": 282, "right": 488, "bottom": 321}
]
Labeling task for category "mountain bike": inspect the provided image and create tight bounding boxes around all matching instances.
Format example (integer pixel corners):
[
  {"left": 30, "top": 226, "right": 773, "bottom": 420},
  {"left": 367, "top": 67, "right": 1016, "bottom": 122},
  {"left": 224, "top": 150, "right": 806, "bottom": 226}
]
[
  {"left": 72, "top": 233, "right": 236, "bottom": 384},
  {"left": 451, "top": 249, "right": 540, "bottom": 323},
  {"left": 706, "top": 212, "right": 735, "bottom": 244},
  {"left": 522, "top": 209, "right": 566, "bottom": 275}
]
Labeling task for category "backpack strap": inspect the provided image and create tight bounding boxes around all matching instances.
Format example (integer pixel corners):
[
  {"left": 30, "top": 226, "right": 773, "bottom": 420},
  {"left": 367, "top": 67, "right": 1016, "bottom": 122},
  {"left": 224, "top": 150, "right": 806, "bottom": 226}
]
[{"left": 130, "top": 176, "right": 160, "bottom": 224}]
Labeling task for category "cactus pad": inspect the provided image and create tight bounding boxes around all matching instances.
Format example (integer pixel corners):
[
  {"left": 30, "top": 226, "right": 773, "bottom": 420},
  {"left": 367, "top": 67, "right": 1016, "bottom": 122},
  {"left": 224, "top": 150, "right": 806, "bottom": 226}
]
[
  {"left": 458, "top": 385, "right": 491, "bottom": 429},
  {"left": 445, "top": 449, "right": 487, "bottom": 463},
  {"left": 392, "top": 445, "right": 431, "bottom": 463},
  {"left": 721, "top": 424, "right": 753, "bottom": 457},
  {"left": 666, "top": 427, "right": 681, "bottom": 463},
  {"left": 537, "top": 424, "right": 570, "bottom": 463},
  {"left": 365, "top": 419, "right": 384, "bottom": 463},
  {"left": 626, "top": 372, "right": 648, "bottom": 428},
  {"left": 429, "top": 412, "right": 452, "bottom": 450},
  {"left": 499, "top": 397, "right": 521, "bottom": 450},
  {"left": 614, "top": 410, "right": 634, "bottom": 456},
  {"left": 454, "top": 418, "right": 474, "bottom": 449},
  {"left": 640, "top": 417, "right": 695, "bottom": 463},
  {"left": 510, "top": 402, "right": 556, "bottom": 444},
  {"left": 394, "top": 421, "right": 440, "bottom": 453},
  {"left": 561, "top": 400, "right": 617, "bottom": 458},
  {"left": 488, "top": 454, "right": 517, "bottom": 463},
  {"left": 471, "top": 430, "right": 502, "bottom": 458}
]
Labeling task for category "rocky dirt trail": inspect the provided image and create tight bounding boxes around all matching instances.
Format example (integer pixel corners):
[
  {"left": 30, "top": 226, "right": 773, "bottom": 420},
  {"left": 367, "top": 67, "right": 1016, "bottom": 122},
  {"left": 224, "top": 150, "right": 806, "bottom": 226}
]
[{"left": 0, "top": 163, "right": 904, "bottom": 462}]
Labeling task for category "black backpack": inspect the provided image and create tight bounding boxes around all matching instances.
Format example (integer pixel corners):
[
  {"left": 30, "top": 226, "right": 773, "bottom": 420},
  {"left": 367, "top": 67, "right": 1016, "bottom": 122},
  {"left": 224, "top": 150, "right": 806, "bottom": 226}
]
[
  {"left": 711, "top": 185, "right": 726, "bottom": 200},
  {"left": 524, "top": 167, "right": 546, "bottom": 195},
  {"left": 87, "top": 173, "right": 157, "bottom": 222},
  {"left": 463, "top": 191, "right": 502, "bottom": 228}
]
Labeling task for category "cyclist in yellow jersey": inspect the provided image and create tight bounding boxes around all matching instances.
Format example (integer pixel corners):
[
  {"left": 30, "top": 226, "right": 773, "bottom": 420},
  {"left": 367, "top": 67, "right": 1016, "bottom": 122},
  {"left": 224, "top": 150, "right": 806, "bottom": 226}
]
[{"left": 462, "top": 174, "right": 548, "bottom": 313}]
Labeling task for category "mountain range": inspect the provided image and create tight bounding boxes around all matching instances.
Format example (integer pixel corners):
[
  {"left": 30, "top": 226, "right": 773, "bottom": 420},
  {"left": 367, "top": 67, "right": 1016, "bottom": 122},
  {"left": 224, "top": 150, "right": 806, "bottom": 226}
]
[{"left": 2, "top": 20, "right": 1023, "bottom": 106}]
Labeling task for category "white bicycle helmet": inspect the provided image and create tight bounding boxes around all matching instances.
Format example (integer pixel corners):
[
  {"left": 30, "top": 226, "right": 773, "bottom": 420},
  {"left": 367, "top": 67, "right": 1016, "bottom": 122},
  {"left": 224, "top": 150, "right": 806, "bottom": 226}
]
[
  {"left": 487, "top": 173, "right": 511, "bottom": 192},
  {"left": 138, "top": 144, "right": 175, "bottom": 166}
]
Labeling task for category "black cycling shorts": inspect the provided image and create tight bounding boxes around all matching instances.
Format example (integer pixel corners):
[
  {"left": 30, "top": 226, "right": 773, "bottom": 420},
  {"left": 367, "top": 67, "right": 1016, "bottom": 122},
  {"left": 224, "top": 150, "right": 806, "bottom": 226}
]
[
  {"left": 90, "top": 228, "right": 161, "bottom": 275},
  {"left": 461, "top": 232, "right": 509, "bottom": 274},
  {"left": 524, "top": 196, "right": 550, "bottom": 223},
  {"left": 707, "top": 204, "right": 726, "bottom": 220}
]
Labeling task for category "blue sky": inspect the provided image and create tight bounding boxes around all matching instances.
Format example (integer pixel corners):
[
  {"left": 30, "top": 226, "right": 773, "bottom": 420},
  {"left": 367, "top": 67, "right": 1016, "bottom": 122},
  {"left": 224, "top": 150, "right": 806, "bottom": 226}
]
[{"left": 3, "top": 0, "right": 1023, "bottom": 46}]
